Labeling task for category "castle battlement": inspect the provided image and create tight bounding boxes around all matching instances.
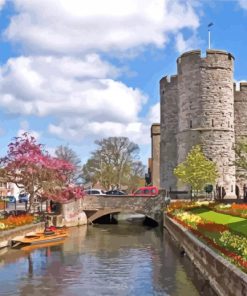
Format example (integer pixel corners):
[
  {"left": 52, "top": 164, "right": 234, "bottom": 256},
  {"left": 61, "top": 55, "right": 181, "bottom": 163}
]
[
  {"left": 160, "top": 48, "right": 238, "bottom": 199},
  {"left": 177, "top": 49, "right": 234, "bottom": 74},
  {"left": 160, "top": 75, "right": 177, "bottom": 85},
  {"left": 177, "top": 49, "right": 234, "bottom": 62}
]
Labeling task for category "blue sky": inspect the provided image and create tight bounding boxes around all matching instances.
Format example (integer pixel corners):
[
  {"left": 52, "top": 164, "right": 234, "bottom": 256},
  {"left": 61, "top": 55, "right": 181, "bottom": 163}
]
[{"left": 0, "top": 0, "right": 247, "bottom": 166}]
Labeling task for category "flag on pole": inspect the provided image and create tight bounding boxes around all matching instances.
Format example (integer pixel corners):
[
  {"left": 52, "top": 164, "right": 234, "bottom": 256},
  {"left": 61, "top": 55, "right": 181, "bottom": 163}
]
[{"left": 208, "top": 22, "right": 214, "bottom": 28}]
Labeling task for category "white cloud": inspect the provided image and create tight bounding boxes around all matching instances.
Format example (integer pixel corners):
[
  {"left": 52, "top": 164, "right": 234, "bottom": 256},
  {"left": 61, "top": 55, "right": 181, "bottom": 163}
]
[
  {"left": 48, "top": 117, "right": 151, "bottom": 145},
  {"left": 5, "top": 0, "right": 199, "bottom": 55},
  {"left": 147, "top": 102, "right": 160, "bottom": 124},
  {"left": 0, "top": 55, "right": 145, "bottom": 123},
  {"left": 0, "top": 0, "right": 202, "bottom": 151},
  {"left": 0, "top": 55, "right": 149, "bottom": 143},
  {"left": 175, "top": 32, "right": 200, "bottom": 54},
  {"left": 238, "top": 0, "right": 247, "bottom": 9},
  {"left": 17, "top": 129, "right": 40, "bottom": 140},
  {"left": 17, "top": 120, "right": 41, "bottom": 139},
  {"left": 0, "top": 0, "right": 5, "bottom": 10}
]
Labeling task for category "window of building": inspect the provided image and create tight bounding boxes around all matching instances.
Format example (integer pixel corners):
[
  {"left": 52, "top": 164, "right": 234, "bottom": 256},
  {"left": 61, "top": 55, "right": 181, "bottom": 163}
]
[
  {"left": 190, "top": 120, "right": 192, "bottom": 128},
  {"left": 212, "top": 119, "right": 214, "bottom": 127}
]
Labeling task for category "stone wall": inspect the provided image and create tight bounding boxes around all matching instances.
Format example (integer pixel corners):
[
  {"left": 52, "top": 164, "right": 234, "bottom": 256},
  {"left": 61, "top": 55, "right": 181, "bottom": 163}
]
[
  {"left": 0, "top": 222, "right": 45, "bottom": 248},
  {"left": 151, "top": 124, "right": 160, "bottom": 188},
  {"left": 61, "top": 198, "right": 87, "bottom": 227},
  {"left": 160, "top": 49, "right": 236, "bottom": 197},
  {"left": 234, "top": 83, "right": 247, "bottom": 196},
  {"left": 164, "top": 215, "right": 247, "bottom": 296},
  {"left": 160, "top": 75, "right": 178, "bottom": 191},
  {"left": 82, "top": 194, "right": 165, "bottom": 223}
]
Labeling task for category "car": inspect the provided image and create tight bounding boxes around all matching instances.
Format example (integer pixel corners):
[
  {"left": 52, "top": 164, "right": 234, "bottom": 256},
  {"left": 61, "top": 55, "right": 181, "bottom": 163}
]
[
  {"left": 105, "top": 190, "right": 126, "bottom": 196},
  {"left": 19, "top": 193, "right": 29, "bottom": 203},
  {"left": 85, "top": 189, "right": 106, "bottom": 195},
  {"left": 1, "top": 196, "right": 16, "bottom": 203},
  {"left": 132, "top": 186, "right": 159, "bottom": 197}
]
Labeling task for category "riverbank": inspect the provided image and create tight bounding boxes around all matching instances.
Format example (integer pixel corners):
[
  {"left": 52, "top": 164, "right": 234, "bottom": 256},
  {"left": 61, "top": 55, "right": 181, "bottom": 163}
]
[
  {"left": 164, "top": 213, "right": 247, "bottom": 296},
  {"left": 0, "top": 222, "right": 45, "bottom": 248}
]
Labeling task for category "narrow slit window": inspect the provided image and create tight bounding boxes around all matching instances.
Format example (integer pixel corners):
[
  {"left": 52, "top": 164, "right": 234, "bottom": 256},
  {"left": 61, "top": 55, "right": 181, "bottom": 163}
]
[
  {"left": 190, "top": 120, "right": 192, "bottom": 128},
  {"left": 212, "top": 119, "right": 214, "bottom": 127}
]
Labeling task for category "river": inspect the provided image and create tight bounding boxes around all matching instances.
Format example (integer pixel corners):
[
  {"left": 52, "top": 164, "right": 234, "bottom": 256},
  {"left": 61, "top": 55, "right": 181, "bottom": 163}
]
[{"left": 0, "top": 225, "right": 217, "bottom": 296}]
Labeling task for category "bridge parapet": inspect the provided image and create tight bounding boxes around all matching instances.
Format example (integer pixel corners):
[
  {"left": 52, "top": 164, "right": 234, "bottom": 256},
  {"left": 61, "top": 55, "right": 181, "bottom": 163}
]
[{"left": 82, "top": 194, "right": 166, "bottom": 224}]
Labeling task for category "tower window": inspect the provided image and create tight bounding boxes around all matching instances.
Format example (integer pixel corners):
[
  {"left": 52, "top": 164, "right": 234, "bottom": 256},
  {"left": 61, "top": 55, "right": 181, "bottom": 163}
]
[
  {"left": 190, "top": 120, "right": 192, "bottom": 128},
  {"left": 212, "top": 119, "right": 214, "bottom": 127}
]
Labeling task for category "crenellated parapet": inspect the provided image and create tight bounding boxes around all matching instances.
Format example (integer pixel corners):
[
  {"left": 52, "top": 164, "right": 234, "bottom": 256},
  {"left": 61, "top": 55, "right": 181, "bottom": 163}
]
[{"left": 160, "top": 49, "right": 236, "bottom": 197}]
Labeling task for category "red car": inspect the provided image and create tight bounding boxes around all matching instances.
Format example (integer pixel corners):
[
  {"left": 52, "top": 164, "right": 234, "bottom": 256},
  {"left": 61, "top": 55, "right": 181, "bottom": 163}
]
[{"left": 132, "top": 186, "right": 159, "bottom": 197}]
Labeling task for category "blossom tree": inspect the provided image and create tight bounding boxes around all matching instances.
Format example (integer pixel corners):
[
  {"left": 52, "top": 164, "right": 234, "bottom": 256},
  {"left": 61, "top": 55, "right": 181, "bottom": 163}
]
[{"left": 0, "top": 133, "right": 84, "bottom": 210}]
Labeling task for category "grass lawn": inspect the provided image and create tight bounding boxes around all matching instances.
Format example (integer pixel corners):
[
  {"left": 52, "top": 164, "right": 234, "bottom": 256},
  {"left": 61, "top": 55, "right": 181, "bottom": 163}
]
[{"left": 190, "top": 208, "right": 247, "bottom": 236}]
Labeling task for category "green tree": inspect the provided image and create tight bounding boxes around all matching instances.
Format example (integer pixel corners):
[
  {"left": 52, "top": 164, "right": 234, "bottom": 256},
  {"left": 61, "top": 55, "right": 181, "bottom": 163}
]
[
  {"left": 173, "top": 145, "right": 218, "bottom": 197},
  {"left": 82, "top": 137, "right": 145, "bottom": 190},
  {"left": 234, "top": 138, "right": 247, "bottom": 176}
]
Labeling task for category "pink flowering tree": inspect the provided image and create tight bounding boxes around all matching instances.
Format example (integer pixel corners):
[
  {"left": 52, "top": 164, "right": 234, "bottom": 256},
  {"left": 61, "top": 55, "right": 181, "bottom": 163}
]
[{"left": 0, "top": 133, "right": 84, "bottom": 210}]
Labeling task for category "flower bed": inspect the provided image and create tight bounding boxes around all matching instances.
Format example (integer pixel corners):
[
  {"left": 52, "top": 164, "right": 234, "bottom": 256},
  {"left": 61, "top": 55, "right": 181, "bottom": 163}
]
[
  {"left": 0, "top": 214, "right": 34, "bottom": 230},
  {"left": 212, "top": 203, "right": 247, "bottom": 219},
  {"left": 167, "top": 201, "right": 247, "bottom": 272}
]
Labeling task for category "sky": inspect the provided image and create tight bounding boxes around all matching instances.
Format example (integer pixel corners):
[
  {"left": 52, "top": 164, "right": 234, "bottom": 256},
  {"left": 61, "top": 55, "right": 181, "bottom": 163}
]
[{"left": 0, "top": 0, "right": 247, "bottom": 167}]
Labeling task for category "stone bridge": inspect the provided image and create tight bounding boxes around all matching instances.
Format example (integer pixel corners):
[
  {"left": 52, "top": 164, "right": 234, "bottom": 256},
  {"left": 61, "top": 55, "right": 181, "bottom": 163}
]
[{"left": 81, "top": 193, "right": 167, "bottom": 225}]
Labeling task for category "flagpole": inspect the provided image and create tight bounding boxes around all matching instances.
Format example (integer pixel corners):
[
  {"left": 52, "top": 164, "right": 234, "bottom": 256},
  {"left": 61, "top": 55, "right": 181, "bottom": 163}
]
[
  {"left": 208, "top": 29, "right": 211, "bottom": 49},
  {"left": 208, "top": 23, "right": 213, "bottom": 49}
]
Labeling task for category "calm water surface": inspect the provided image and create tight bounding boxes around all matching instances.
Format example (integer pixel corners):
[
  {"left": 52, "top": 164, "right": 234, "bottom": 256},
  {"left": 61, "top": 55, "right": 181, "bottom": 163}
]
[{"left": 0, "top": 225, "right": 217, "bottom": 296}]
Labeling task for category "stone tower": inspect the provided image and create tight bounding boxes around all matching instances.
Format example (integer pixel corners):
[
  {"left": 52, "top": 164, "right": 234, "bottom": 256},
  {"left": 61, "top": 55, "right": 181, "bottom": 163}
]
[
  {"left": 160, "top": 49, "right": 236, "bottom": 198},
  {"left": 151, "top": 123, "right": 160, "bottom": 188},
  {"left": 234, "top": 82, "right": 247, "bottom": 195}
]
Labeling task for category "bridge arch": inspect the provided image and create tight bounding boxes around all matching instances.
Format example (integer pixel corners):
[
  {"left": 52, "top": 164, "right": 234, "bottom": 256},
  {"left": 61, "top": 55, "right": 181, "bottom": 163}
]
[
  {"left": 85, "top": 208, "right": 159, "bottom": 226},
  {"left": 82, "top": 193, "right": 166, "bottom": 226}
]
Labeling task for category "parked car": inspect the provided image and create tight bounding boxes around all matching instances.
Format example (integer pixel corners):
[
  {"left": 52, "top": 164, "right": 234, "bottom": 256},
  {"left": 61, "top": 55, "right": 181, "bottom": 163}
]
[
  {"left": 0, "top": 211, "right": 9, "bottom": 219},
  {"left": 18, "top": 193, "right": 29, "bottom": 203},
  {"left": 85, "top": 189, "right": 106, "bottom": 195},
  {"left": 132, "top": 186, "right": 159, "bottom": 197},
  {"left": 1, "top": 196, "right": 16, "bottom": 203},
  {"left": 105, "top": 190, "right": 126, "bottom": 196}
]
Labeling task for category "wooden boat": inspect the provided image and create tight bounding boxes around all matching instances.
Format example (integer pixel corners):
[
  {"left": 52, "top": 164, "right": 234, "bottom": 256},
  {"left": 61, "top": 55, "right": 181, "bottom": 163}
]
[
  {"left": 12, "top": 228, "right": 68, "bottom": 247},
  {"left": 20, "top": 239, "right": 66, "bottom": 252}
]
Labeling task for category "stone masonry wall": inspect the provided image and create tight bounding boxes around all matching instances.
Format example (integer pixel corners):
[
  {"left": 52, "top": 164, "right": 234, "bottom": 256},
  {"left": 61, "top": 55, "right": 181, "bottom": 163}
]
[
  {"left": 151, "top": 124, "right": 160, "bottom": 188},
  {"left": 82, "top": 194, "right": 165, "bottom": 223},
  {"left": 160, "top": 75, "right": 178, "bottom": 191},
  {"left": 164, "top": 215, "right": 247, "bottom": 296},
  {"left": 160, "top": 49, "right": 236, "bottom": 197},
  {"left": 234, "top": 83, "right": 247, "bottom": 195}
]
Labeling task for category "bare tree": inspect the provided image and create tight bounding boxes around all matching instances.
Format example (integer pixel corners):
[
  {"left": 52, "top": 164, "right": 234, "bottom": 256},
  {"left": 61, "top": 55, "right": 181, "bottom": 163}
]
[
  {"left": 55, "top": 145, "right": 82, "bottom": 183},
  {"left": 82, "top": 137, "right": 145, "bottom": 190}
]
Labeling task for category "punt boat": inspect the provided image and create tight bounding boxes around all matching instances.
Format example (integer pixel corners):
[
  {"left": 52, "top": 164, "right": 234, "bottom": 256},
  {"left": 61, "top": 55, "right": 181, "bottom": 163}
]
[{"left": 12, "top": 228, "right": 68, "bottom": 248}]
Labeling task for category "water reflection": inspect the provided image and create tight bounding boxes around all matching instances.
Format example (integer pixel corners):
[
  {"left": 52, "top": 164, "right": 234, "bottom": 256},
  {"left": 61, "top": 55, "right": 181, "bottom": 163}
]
[{"left": 0, "top": 225, "right": 216, "bottom": 296}]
